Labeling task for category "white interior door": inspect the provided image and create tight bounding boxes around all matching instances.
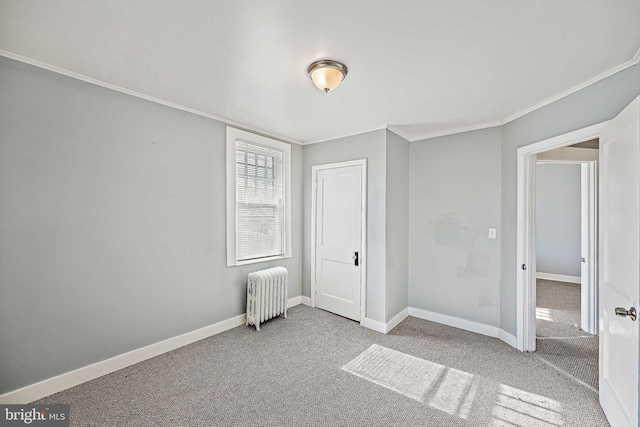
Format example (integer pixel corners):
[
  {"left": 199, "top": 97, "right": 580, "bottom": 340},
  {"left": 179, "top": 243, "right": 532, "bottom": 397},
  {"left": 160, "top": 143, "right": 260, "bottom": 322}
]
[
  {"left": 599, "top": 96, "right": 639, "bottom": 427},
  {"left": 313, "top": 163, "right": 363, "bottom": 321},
  {"left": 581, "top": 161, "right": 598, "bottom": 335},
  {"left": 580, "top": 165, "right": 589, "bottom": 333}
]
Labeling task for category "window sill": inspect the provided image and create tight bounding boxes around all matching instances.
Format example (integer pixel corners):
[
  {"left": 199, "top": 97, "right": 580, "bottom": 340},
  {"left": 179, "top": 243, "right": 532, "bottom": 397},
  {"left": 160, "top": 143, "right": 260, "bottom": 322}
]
[{"left": 231, "top": 254, "right": 291, "bottom": 267}]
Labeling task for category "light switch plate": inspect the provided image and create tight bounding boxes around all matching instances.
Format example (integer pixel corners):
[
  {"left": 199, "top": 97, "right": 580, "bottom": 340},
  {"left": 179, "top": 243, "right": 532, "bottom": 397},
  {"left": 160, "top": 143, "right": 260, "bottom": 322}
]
[{"left": 488, "top": 228, "right": 497, "bottom": 239}]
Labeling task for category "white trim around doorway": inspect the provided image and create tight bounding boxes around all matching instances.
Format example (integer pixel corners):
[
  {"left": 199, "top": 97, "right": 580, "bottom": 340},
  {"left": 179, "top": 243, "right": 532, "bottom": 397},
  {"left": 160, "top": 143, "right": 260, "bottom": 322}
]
[
  {"left": 516, "top": 122, "right": 608, "bottom": 352},
  {"left": 536, "top": 157, "right": 599, "bottom": 335}
]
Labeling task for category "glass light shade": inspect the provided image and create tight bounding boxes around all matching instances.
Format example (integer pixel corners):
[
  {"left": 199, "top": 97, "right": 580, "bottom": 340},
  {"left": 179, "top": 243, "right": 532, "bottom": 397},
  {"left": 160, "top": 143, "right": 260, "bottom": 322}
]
[
  {"left": 311, "top": 67, "right": 344, "bottom": 93},
  {"left": 307, "top": 60, "right": 348, "bottom": 93}
]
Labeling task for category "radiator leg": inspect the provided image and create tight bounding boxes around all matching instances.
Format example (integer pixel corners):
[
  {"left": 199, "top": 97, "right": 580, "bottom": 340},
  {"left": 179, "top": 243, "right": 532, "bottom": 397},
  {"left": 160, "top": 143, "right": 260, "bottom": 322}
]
[
  {"left": 284, "top": 271, "right": 288, "bottom": 319},
  {"left": 284, "top": 280, "right": 288, "bottom": 319},
  {"left": 255, "top": 283, "right": 261, "bottom": 331},
  {"left": 246, "top": 282, "right": 252, "bottom": 327}
]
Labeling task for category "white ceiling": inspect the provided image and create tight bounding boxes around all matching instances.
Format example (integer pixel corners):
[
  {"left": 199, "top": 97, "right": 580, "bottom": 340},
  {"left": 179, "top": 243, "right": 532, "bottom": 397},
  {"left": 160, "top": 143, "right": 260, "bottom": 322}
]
[{"left": 1, "top": 1, "right": 639, "bottom": 143}]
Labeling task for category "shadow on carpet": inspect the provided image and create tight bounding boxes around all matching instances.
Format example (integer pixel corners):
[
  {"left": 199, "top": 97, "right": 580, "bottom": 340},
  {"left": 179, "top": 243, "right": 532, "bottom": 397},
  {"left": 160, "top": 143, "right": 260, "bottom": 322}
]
[{"left": 536, "top": 337, "right": 599, "bottom": 392}]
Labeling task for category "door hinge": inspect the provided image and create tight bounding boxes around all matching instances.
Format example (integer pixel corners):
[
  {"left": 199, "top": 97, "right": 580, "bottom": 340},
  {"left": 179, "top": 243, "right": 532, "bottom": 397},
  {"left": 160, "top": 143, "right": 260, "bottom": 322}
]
[{"left": 522, "top": 264, "right": 527, "bottom": 270}]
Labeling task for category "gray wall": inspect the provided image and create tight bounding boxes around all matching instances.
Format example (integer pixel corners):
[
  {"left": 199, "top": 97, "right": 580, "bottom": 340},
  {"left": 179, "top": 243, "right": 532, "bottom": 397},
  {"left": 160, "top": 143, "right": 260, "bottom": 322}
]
[
  {"left": 302, "top": 130, "right": 387, "bottom": 322},
  {"left": 536, "top": 164, "right": 581, "bottom": 277},
  {"left": 3, "top": 50, "right": 639, "bottom": 395},
  {"left": 409, "top": 127, "right": 502, "bottom": 327},
  {"left": 0, "top": 56, "right": 303, "bottom": 395},
  {"left": 385, "top": 130, "right": 409, "bottom": 321},
  {"left": 500, "top": 63, "right": 640, "bottom": 335},
  {"left": 405, "top": 62, "right": 639, "bottom": 336}
]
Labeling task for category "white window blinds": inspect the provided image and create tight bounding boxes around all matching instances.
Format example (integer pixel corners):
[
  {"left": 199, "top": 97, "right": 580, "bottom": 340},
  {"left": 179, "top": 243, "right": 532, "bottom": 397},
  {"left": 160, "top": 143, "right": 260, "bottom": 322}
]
[{"left": 235, "top": 141, "right": 285, "bottom": 262}]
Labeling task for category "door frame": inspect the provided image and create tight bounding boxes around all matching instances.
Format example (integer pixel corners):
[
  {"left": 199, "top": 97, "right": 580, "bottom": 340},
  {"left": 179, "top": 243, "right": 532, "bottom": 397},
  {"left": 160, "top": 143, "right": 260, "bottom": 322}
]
[
  {"left": 516, "top": 122, "right": 607, "bottom": 351},
  {"left": 535, "top": 158, "right": 598, "bottom": 334},
  {"left": 310, "top": 159, "right": 368, "bottom": 323}
]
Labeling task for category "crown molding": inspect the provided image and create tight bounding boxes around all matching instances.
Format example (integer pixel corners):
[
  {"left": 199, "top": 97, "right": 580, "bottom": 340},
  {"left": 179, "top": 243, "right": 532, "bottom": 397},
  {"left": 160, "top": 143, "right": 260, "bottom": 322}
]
[
  {"left": 405, "top": 45, "right": 640, "bottom": 143},
  {"left": 500, "top": 47, "right": 640, "bottom": 126},
  {"left": 304, "top": 125, "right": 411, "bottom": 146},
  {"left": 302, "top": 125, "right": 388, "bottom": 145},
  {"left": 2, "top": 44, "right": 639, "bottom": 146},
  {"left": 385, "top": 126, "right": 413, "bottom": 142},
  {"left": 0, "top": 49, "right": 303, "bottom": 146},
  {"left": 398, "top": 121, "right": 503, "bottom": 143}
]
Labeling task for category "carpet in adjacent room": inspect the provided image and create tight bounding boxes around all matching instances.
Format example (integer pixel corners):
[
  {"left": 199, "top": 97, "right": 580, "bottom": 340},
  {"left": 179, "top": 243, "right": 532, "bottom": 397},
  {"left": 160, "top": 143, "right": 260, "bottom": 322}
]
[{"left": 536, "top": 279, "right": 591, "bottom": 338}]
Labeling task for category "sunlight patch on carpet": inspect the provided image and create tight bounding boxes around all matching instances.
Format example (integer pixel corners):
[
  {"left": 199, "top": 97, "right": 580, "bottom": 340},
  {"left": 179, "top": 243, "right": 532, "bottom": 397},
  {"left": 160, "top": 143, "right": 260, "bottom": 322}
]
[
  {"left": 342, "top": 344, "right": 476, "bottom": 419},
  {"left": 536, "top": 307, "right": 553, "bottom": 322},
  {"left": 343, "top": 344, "right": 564, "bottom": 425},
  {"left": 490, "top": 384, "right": 564, "bottom": 426}
]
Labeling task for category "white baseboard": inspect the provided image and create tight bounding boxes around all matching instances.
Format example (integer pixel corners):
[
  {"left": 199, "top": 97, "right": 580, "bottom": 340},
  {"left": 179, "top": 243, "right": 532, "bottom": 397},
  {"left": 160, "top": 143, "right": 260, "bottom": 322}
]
[
  {"left": 498, "top": 329, "right": 518, "bottom": 348},
  {"left": 0, "top": 295, "right": 304, "bottom": 404},
  {"left": 361, "top": 317, "right": 387, "bottom": 334},
  {"left": 288, "top": 296, "right": 302, "bottom": 307},
  {"left": 301, "top": 296, "right": 312, "bottom": 306},
  {"left": 536, "top": 272, "right": 581, "bottom": 284},
  {"left": 408, "top": 307, "right": 517, "bottom": 350},
  {"left": 408, "top": 307, "right": 498, "bottom": 338},
  {"left": 386, "top": 308, "right": 409, "bottom": 333},
  {"left": 361, "top": 308, "right": 409, "bottom": 334}
]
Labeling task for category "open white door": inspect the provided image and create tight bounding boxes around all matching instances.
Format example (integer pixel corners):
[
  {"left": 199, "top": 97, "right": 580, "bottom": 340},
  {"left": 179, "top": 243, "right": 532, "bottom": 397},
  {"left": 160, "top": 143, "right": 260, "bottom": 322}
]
[
  {"left": 312, "top": 160, "right": 365, "bottom": 321},
  {"left": 580, "top": 161, "right": 598, "bottom": 335},
  {"left": 599, "top": 96, "right": 640, "bottom": 427}
]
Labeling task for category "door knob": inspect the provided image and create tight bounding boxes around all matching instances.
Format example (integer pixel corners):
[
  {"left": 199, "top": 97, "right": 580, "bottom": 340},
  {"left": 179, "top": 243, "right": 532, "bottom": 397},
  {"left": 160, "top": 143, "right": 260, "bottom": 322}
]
[{"left": 615, "top": 307, "right": 637, "bottom": 321}]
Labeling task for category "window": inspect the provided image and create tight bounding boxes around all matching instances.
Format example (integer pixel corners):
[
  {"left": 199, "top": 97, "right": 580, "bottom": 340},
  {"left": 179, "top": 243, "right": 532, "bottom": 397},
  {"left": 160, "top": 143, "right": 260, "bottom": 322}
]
[{"left": 226, "top": 127, "right": 291, "bottom": 266}]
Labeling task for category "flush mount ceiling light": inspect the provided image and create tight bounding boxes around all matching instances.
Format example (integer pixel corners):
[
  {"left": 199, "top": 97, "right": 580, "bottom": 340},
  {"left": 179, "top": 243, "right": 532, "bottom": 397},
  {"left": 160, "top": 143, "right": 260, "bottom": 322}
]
[{"left": 307, "top": 60, "right": 348, "bottom": 93}]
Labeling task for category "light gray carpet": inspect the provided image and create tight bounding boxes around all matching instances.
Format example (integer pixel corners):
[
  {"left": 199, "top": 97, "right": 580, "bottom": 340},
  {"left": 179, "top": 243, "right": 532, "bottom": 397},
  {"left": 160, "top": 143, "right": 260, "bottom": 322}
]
[
  {"left": 535, "top": 279, "right": 599, "bottom": 394},
  {"left": 536, "top": 279, "right": 591, "bottom": 338},
  {"left": 35, "top": 305, "right": 609, "bottom": 426},
  {"left": 536, "top": 337, "right": 599, "bottom": 391}
]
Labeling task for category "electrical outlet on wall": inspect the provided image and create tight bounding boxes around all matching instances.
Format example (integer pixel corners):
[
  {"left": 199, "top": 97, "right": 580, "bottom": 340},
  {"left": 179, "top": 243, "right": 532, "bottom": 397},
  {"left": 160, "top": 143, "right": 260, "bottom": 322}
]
[{"left": 488, "top": 228, "right": 497, "bottom": 239}]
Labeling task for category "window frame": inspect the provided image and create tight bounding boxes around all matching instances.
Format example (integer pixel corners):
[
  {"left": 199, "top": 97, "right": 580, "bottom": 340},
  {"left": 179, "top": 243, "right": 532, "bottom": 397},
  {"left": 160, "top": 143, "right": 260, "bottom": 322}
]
[{"left": 226, "top": 126, "right": 292, "bottom": 266}]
